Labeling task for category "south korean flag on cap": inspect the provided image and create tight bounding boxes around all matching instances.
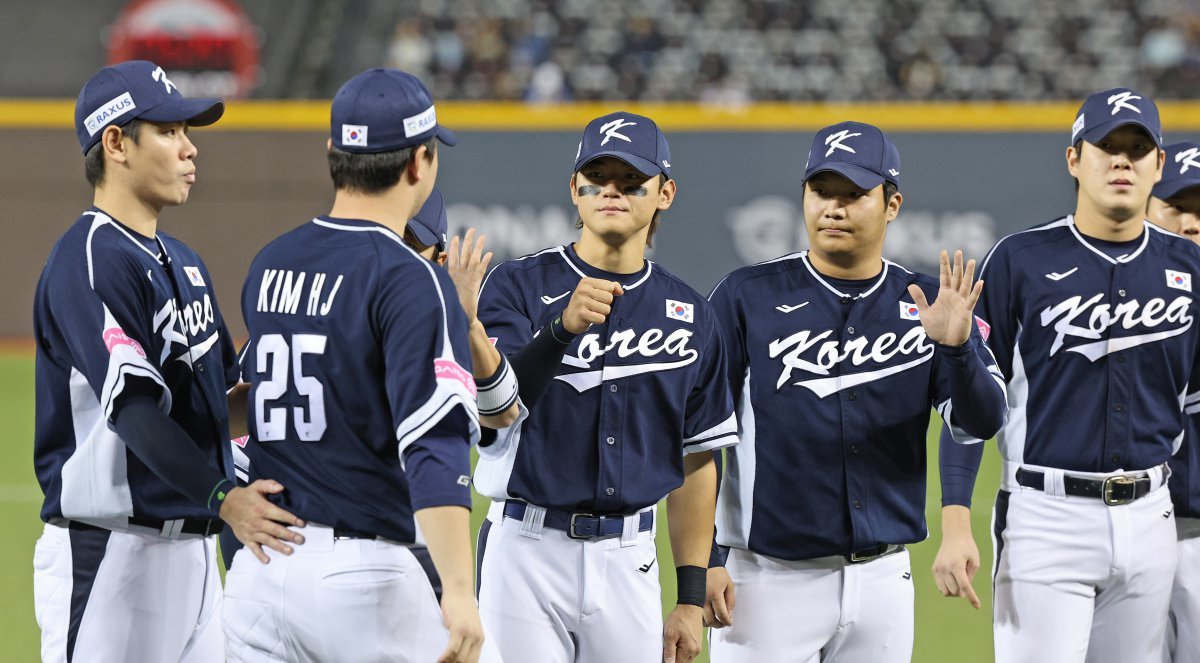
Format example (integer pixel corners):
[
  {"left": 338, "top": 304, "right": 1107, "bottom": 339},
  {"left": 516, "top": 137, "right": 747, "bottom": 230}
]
[
  {"left": 1167, "top": 269, "right": 1192, "bottom": 292},
  {"left": 342, "top": 124, "right": 368, "bottom": 147},
  {"left": 899, "top": 301, "right": 921, "bottom": 320}
]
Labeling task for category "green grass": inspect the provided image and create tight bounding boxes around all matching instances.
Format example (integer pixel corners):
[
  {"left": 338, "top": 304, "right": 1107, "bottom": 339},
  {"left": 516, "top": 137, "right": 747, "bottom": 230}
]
[{"left": 0, "top": 354, "right": 1000, "bottom": 662}]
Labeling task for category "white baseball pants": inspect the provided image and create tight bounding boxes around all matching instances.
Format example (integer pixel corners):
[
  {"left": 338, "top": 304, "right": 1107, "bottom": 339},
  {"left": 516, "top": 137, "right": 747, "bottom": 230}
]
[
  {"left": 1165, "top": 517, "right": 1200, "bottom": 663},
  {"left": 992, "top": 468, "right": 1177, "bottom": 663},
  {"left": 33, "top": 522, "right": 223, "bottom": 663},
  {"left": 476, "top": 500, "right": 662, "bottom": 663},
  {"left": 707, "top": 546, "right": 914, "bottom": 663},
  {"left": 223, "top": 524, "right": 501, "bottom": 662}
]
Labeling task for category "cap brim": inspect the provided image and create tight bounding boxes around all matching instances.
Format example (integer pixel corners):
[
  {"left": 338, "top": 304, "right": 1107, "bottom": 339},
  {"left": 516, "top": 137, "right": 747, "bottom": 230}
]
[
  {"left": 139, "top": 98, "right": 225, "bottom": 127},
  {"left": 1153, "top": 179, "right": 1200, "bottom": 201},
  {"left": 436, "top": 125, "right": 457, "bottom": 147},
  {"left": 1078, "top": 119, "right": 1161, "bottom": 148},
  {"left": 407, "top": 221, "right": 442, "bottom": 249},
  {"left": 577, "top": 151, "right": 665, "bottom": 178},
  {"left": 806, "top": 162, "right": 887, "bottom": 191}
]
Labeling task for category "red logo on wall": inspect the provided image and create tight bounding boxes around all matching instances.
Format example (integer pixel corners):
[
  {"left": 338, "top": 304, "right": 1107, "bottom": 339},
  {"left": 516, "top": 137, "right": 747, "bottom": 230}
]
[{"left": 106, "top": 0, "right": 261, "bottom": 98}]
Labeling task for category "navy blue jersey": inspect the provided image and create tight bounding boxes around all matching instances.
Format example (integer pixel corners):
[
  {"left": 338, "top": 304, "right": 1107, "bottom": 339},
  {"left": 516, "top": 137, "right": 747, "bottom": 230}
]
[
  {"left": 34, "top": 209, "right": 239, "bottom": 523},
  {"left": 1172, "top": 414, "right": 1200, "bottom": 518},
  {"left": 473, "top": 244, "right": 737, "bottom": 513},
  {"left": 708, "top": 252, "right": 1005, "bottom": 561},
  {"left": 240, "top": 217, "right": 479, "bottom": 544},
  {"left": 946, "top": 217, "right": 1200, "bottom": 475}
]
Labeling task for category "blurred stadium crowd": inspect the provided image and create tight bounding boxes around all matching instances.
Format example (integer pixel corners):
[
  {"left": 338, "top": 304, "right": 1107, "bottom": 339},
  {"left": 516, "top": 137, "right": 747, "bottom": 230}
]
[
  {"left": 1, "top": 0, "right": 1198, "bottom": 102},
  {"left": 387, "top": 0, "right": 1200, "bottom": 102}
]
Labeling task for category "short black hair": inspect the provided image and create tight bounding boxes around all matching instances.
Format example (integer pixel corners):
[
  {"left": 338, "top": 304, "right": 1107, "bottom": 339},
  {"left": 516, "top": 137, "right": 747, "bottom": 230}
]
[
  {"left": 84, "top": 120, "right": 145, "bottom": 187},
  {"left": 328, "top": 138, "right": 437, "bottom": 194},
  {"left": 883, "top": 181, "right": 898, "bottom": 204}
]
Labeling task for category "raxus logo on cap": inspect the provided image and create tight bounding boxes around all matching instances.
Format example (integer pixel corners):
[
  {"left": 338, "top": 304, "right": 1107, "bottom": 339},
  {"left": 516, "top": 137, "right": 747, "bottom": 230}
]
[
  {"left": 803, "top": 121, "right": 901, "bottom": 191},
  {"left": 74, "top": 60, "right": 224, "bottom": 154},
  {"left": 330, "top": 68, "right": 457, "bottom": 154},
  {"left": 574, "top": 111, "right": 672, "bottom": 179},
  {"left": 1070, "top": 87, "right": 1162, "bottom": 148},
  {"left": 1153, "top": 141, "right": 1200, "bottom": 201}
]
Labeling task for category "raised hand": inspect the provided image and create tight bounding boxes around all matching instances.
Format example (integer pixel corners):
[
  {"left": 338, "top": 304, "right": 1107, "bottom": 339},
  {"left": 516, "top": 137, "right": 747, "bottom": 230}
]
[
  {"left": 562, "top": 277, "right": 624, "bottom": 334},
  {"left": 446, "top": 228, "right": 493, "bottom": 325},
  {"left": 907, "top": 250, "right": 983, "bottom": 347}
]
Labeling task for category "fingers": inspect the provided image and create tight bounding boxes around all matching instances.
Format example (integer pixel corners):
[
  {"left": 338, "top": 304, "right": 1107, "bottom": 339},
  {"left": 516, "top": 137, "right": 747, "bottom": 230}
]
[
  {"left": 907, "top": 283, "right": 929, "bottom": 311},
  {"left": 968, "top": 279, "right": 984, "bottom": 311},
  {"left": 247, "top": 541, "right": 269, "bottom": 565},
  {"left": 447, "top": 234, "right": 462, "bottom": 269},
  {"left": 951, "top": 250, "right": 964, "bottom": 292},
  {"left": 939, "top": 249, "right": 951, "bottom": 290},
  {"left": 436, "top": 629, "right": 465, "bottom": 663},
  {"left": 955, "top": 565, "right": 981, "bottom": 609},
  {"left": 662, "top": 633, "right": 678, "bottom": 663},
  {"left": 713, "top": 591, "right": 733, "bottom": 627},
  {"left": 963, "top": 256, "right": 977, "bottom": 292},
  {"left": 564, "top": 278, "right": 623, "bottom": 332}
]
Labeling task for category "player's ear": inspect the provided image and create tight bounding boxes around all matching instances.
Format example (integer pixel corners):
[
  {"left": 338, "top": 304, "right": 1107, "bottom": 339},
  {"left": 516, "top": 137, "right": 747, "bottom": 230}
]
[
  {"left": 326, "top": 137, "right": 333, "bottom": 151},
  {"left": 886, "top": 191, "right": 903, "bottom": 222},
  {"left": 569, "top": 172, "right": 580, "bottom": 205},
  {"left": 407, "top": 144, "right": 430, "bottom": 184},
  {"left": 1066, "top": 145, "right": 1080, "bottom": 178},
  {"left": 102, "top": 125, "right": 129, "bottom": 164},
  {"left": 657, "top": 177, "right": 676, "bottom": 211},
  {"left": 1155, "top": 147, "right": 1166, "bottom": 184}
]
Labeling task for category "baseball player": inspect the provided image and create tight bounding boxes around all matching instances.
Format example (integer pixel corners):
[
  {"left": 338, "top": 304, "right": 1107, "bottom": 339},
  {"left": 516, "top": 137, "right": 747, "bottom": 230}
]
[
  {"left": 472, "top": 111, "right": 737, "bottom": 663},
  {"left": 1146, "top": 140, "right": 1200, "bottom": 663},
  {"left": 703, "top": 121, "right": 1008, "bottom": 662},
  {"left": 939, "top": 88, "right": 1200, "bottom": 663},
  {"left": 222, "top": 68, "right": 495, "bottom": 663},
  {"left": 403, "top": 188, "right": 521, "bottom": 427},
  {"left": 32, "top": 60, "right": 303, "bottom": 662}
]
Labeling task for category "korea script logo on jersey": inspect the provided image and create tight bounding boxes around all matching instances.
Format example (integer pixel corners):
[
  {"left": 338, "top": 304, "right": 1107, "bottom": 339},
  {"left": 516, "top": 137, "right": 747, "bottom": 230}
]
[
  {"left": 769, "top": 325, "right": 934, "bottom": 398},
  {"left": 555, "top": 326, "right": 698, "bottom": 392},
  {"left": 1040, "top": 293, "right": 1194, "bottom": 361}
]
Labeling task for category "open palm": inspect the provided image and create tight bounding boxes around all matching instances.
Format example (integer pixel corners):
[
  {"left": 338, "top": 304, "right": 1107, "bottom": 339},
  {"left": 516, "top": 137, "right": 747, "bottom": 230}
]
[{"left": 907, "top": 250, "right": 983, "bottom": 347}]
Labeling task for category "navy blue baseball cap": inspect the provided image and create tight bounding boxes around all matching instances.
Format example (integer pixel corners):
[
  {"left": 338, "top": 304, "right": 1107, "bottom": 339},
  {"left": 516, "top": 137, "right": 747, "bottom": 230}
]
[
  {"left": 1071, "top": 87, "right": 1162, "bottom": 148},
  {"left": 408, "top": 187, "right": 447, "bottom": 251},
  {"left": 75, "top": 60, "right": 224, "bottom": 154},
  {"left": 331, "top": 68, "right": 456, "bottom": 154},
  {"left": 1153, "top": 141, "right": 1200, "bottom": 200},
  {"left": 574, "top": 111, "right": 672, "bottom": 179},
  {"left": 803, "top": 121, "right": 901, "bottom": 191}
]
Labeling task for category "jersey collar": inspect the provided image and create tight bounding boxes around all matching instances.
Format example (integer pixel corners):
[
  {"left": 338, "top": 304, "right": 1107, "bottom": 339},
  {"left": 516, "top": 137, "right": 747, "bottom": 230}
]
[
  {"left": 1067, "top": 214, "right": 1150, "bottom": 265},
  {"left": 559, "top": 243, "right": 654, "bottom": 290},
  {"left": 799, "top": 251, "right": 890, "bottom": 300}
]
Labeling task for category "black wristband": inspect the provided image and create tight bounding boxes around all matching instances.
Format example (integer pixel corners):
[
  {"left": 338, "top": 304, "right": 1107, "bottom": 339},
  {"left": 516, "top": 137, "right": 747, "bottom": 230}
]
[
  {"left": 548, "top": 315, "right": 579, "bottom": 345},
  {"left": 676, "top": 564, "right": 707, "bottom": 608}
]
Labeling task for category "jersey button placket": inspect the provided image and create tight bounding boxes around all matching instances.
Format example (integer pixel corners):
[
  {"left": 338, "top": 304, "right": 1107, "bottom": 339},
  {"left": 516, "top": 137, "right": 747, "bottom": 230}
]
[
  {"left": 596, "top": 312, "right": 623, "bottom": 511},
  {"left": 1105, "top": 266, "right": 1133, "bottom": 470}
]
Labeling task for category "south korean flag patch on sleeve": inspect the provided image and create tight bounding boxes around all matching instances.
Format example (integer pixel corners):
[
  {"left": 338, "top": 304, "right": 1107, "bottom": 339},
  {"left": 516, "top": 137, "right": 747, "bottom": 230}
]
[
  {"left": 666, "top": 299, "right": 694, "bottom": 323},
  {"left": 1167, "top": 269, "right": 1192, "bottom": 292}
]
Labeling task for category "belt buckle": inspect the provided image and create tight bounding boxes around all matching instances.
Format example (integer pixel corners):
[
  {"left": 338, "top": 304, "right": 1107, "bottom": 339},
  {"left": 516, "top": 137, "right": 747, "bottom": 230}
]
[
  {"left": 1103, "top": 475, "right": 1137, "bottom": 506},
  {"left": 568, "top": 513, "right": 596, "bottom": 540},
  {"left": 848, "top": 546, "right": 885, "bottom": 564}
]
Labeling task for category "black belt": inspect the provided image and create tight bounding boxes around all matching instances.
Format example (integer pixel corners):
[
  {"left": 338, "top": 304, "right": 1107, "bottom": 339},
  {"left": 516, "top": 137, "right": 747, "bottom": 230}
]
[
  {"left": 844, "top": 543, "right": 905, "bottom": 564},
  {"left": 1015, "top": 468, "right": 1153, "bottom": 506},
  {"left": 333, "top": 527, "right": 388, "bottom": 541},
  {"left": 68, "top": 517, "right": 223, "bottom": 537},
  {"left": 503, "top": 500, "right": 653, "bottom": 540}
]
